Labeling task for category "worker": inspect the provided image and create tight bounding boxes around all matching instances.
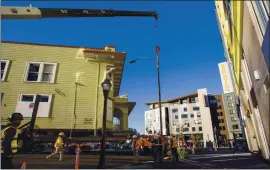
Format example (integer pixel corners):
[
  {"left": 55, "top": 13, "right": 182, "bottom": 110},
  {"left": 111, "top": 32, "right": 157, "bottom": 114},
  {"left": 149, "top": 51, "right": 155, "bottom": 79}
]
[
  {"left": 1, "top": 112, "right": 24, "bottom": 169},
  {"left": 152, "top": 135, "right": 163, "bottom": 163},
  {"left": 170, "top": 136, "right": 179, "bottom": 162},
  {"left": 132, "top": 135, "right": 139, "bottom": 164},
  {"left": 46, "top": 132, "right": 65, "bottom": 161}
]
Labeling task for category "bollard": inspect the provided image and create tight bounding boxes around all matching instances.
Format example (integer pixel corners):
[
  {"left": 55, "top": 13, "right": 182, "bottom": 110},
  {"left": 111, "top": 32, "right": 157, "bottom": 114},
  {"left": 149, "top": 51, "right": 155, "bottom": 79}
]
[
  {"left": 21, "top": 162, "right": 26, "bottom": 169},
  {"left": 75, "top": 144, "right": 81, "bottom": 169}
]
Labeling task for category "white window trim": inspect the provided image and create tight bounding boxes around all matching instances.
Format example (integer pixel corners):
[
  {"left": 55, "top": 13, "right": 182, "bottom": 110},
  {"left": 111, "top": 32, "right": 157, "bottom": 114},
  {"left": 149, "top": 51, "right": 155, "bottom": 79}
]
[
  {"left": 19, "top": 94, "right": 53, "bottom": 103},
  {"left": 24, "top": 62, "right": 57, "bottom": 83},
  {"left": 1, "top": 60, "right": 10, "bottom": 81}
]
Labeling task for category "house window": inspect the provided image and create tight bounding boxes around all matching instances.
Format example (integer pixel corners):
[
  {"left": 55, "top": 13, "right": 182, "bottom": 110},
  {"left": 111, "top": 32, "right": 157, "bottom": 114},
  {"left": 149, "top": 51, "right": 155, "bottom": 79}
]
[
  {"left": 230, "top": 110, "right": 236, "bottom": 114},
  {"left": 183, "top": 108, "right": 187, "bottom": 112},
  {"left": 172, "top": 108, "right": 178, "bottom": 113},
  {"left": 193, "top": 107, "right": 200, "bottom": 111},
  {"left": 227, "top": 96, "right": 233, "bottom": 100},
  {"left": 190, "top": 114, "right": 194, "bottom": 118},
  {"left": 1, "top": 60, "right": 10, "bottom": 81},
  {"left": 1, "top": 93, "right": 3, "bottom": 105},
  {"left": 232, "top": 125, "right": 239, "bottom": 129},
  {"left": 181, "top": 114, "right": 188, "bottom": 118},
  {"left": 16, "top": 94, "right": 53, "bottom": 118},
  {"left": 190, "top": 97, "right": 196, "bottom": 103},
  {"left": 221, "top": 126, "right": 226, "bottom": 130},
  {"left": 192, "top": 127, "right": 196, "bottom": 132},
  {"left": 174, "top": 115, "right": 179, "bottom": 119},
  {"left": 231, "top": 117, "right": 237, "bottom": 122},
  {"left": 24, "top": 62, "right": 57, "bottom": 83},
  {"left": 198, "top": 127, "right": 202, "bottom": 131},
  {"left": 182, "top": 99, "right": 187, "bottom": 104}
]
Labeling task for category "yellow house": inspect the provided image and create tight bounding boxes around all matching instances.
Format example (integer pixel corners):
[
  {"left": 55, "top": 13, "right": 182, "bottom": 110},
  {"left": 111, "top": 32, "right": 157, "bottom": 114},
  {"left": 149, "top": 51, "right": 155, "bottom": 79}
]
[{"left": 1, "top": 41, "right": 136, "bottom": 136}]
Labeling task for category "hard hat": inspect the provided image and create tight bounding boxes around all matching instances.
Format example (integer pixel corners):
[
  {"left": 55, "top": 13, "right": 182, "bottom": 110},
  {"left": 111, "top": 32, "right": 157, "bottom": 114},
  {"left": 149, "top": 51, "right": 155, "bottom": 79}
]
[
  {"left": 9, "top": 112, "right": 24, "bottom": 121},
  {"left": 133, "top": 135, "right": 137, "bottom": 139},
  {"left": 59, "top": 132, "right": 65, "bottom": 136}
]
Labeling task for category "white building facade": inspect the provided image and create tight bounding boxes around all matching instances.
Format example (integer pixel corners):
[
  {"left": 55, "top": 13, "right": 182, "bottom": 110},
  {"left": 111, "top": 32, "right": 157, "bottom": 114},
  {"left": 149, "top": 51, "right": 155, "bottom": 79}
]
[{"left": 144, "top": 88, "right": 215, "bottom": 147}]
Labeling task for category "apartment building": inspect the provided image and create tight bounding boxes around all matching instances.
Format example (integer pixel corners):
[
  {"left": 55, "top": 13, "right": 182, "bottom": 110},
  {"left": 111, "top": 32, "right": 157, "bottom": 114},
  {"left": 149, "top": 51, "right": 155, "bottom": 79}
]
[
  {"left": 1, "top": 41, "right": 135, "bottom": 136},
  {"left": 144, "top": 88, "right": 215, "bottom": 147},
  {"left": 215, "top": 1, "right": 270, "bottom": 160},
  {"left": 206, "top": 94, "right": 230, "bottom": 147},
  {"left": 222, "top": 92, "right": 242, "bottom": 139}
]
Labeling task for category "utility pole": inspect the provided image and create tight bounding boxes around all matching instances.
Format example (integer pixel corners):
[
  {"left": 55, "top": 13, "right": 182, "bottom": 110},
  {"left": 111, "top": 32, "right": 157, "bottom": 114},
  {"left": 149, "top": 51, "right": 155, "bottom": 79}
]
[{"left": 156, "top": 46, "right": 163, "bottom": 135}]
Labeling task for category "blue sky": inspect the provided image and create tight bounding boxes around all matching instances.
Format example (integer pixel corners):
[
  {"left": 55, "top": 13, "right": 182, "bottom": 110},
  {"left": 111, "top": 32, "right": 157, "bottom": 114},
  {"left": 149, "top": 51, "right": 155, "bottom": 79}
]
[{"left": 2, "top": 1, "right": 225, "bottom": 133}]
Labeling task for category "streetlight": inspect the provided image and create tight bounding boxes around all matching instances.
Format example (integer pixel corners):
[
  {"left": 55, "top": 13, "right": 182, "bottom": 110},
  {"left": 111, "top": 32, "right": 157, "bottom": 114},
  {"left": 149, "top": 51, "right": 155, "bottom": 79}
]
[
  {"left": 97, "top": 78, "right": 112, "bottom": 169},
  {"left": 129, "top": 46, "right": 163, "bottom": 135}
]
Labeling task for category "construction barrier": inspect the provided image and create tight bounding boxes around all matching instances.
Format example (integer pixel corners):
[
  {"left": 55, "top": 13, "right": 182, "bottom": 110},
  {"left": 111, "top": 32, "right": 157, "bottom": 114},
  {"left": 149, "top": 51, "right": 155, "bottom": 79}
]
[
  {"left": 21, "top": 162, "right": 26, "bottom": 169},
  {"left": 74, "top": 144, "right": 81, "bottom": 169}
]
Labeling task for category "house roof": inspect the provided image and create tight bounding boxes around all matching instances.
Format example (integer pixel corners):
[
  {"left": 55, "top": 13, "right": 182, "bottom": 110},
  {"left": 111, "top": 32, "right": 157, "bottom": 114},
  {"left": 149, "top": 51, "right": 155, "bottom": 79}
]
[{"left": 2, "top": 41, "right": 126, "bottom": 96}]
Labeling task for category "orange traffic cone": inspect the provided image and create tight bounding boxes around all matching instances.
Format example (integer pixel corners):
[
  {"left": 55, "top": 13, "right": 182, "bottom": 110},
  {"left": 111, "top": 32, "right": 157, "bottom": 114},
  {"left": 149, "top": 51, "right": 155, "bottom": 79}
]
[{"left": 21, "top": 162, "right": 26, "bottom": 169}]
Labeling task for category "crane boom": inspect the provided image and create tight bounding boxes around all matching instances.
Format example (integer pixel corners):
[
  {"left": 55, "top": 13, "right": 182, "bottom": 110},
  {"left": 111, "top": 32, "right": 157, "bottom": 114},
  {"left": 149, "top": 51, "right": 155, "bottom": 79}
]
[{"left": 1, "top": 6, "right": 158, "bottom": 19}]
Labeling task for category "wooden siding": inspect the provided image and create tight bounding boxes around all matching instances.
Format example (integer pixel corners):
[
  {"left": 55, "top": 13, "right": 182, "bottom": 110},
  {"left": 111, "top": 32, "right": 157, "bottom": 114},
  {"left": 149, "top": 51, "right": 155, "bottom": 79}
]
[{"left": 1, "top": 42, "right": 114, "bottom": 130}]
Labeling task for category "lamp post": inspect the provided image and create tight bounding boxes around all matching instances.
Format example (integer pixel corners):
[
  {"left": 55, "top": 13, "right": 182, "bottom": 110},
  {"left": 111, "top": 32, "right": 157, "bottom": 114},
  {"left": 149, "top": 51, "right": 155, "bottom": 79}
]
[
  {"left": 129, "top": 46, "right": 163, "bottom": 135},
  {"left": 97, "top": 79, "right": 112, "bottom": 169}
]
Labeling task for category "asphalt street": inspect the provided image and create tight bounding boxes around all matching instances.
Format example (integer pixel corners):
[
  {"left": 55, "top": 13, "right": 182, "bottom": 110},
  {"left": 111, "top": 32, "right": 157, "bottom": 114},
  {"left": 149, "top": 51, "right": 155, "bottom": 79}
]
[{"left": 13, "top": 152, "right": 270, "bottom": 169}]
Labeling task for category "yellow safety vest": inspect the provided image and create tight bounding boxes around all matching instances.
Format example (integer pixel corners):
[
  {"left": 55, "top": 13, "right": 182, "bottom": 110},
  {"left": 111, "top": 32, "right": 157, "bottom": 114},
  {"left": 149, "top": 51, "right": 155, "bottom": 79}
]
[
  {"left": 171, "top": 138, "right": 177, "bottom": 148},
  {"left": 54, "top": 137, "right": 64, "bottom": 148},
  {"left": 1, "top": 126, "right": 19, "bottom": 154}
]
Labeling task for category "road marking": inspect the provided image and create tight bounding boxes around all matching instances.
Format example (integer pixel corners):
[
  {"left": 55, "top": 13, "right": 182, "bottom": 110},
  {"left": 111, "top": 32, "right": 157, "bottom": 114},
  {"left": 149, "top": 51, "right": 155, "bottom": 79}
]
[
  {"left": 211, "top": 157, "right": 249, "bottom": 162},
  {"left": 179, "top": 159, "right": 219, "bottom": 168}
]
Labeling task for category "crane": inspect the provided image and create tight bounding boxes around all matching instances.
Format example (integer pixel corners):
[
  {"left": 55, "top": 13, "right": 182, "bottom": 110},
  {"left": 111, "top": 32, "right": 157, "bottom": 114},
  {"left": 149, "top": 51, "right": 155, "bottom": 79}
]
[
  {"left": 0, "top": 6, "right": 158, "bottom": 20},
  {"left": 1, "top": 5, "right": 159, "bottom": 154}
]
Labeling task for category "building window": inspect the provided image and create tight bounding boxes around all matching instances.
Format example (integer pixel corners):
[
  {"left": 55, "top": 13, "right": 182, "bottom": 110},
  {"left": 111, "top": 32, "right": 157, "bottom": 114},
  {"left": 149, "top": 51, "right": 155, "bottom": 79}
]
[
  {"left": 16, "top": 94, "right": 53, "bottom": 118},
  {"left": 190, "top": 114, "right": 194, "bottom": 118},
  {"left": 181, "top": 114, "right": 188, "bottom": 118},
  {"left": 227, "top": 96, "right": 233, "bottom": 100},
  {"left": 192, "top": 127, "right": 196, "bottom": 132},
  {"left": 219, "top": 119, "right": 224, "bottom": 123},
  {"left": 176, "top": 128, "right": 180, "bottom": 132},
  {"left": 221, "top": 126, "right": 226, "bottom": 130},
  {"left": 218, "top": 105, "right": 222, "bottom": 109},
  {"left": 197, "top": 112, "right": 201, "bottom": 118},
  {"left": 198, "top": 127, "right": 202, "bottom": 131},
  {"left": 1, "top": 60, "right": 10, "bottom": 81},
  {"left": 183, "top": 108, "right": 187, "bottom": 112},
  {"left": 194, "top": 120, "right": 202, "bottom": 124},
  {"left": 228, "top": 103, "right": 235, "bottom": 107},
  {"left": 210, "top": 99, "right": 218, "bottom": 104},
  {"left": 193, "top": 106, "right": 200, "bottom": 111},
  {"left": 190, "top": 97, "right": 196, "bottom": 103},
  {"left": 24, "top": 62, "right": 57, "bottom": 83},
  {"left": 174, "top": 115, "right": 179, "bottom": 119},
  {"left": 172, "top": 108, "right": 178, "bottom": 113},
  {"left": 230, "top": 110, "right": 236, "bottom": 114},
  {"left": 232, "top": 125, "right": 239, "bottom": 129},
  {"left": 218, "top": 112, "right": 223, "bottom": 116},
  {"left": 183, "top": 128, "right": 189, "bottom": 132},
  {"left": 182, "top": 99, "right": 187, "bottom": 104},
  {"left": 231, "top": 117, "right": 237, "bottom": 122}
]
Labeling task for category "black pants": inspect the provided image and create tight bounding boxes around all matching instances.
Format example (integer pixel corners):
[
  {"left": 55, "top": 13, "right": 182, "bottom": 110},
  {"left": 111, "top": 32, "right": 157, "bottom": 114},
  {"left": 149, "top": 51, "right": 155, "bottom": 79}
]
[
  {"left": 153, "top": 149, "right": 162, "bottom": 163},
  {"left": 171, "top": 148, "right": 178, "bottom": 162},
  {"left": 1, "top": 155, "right": 13, "bottom": 169}
]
